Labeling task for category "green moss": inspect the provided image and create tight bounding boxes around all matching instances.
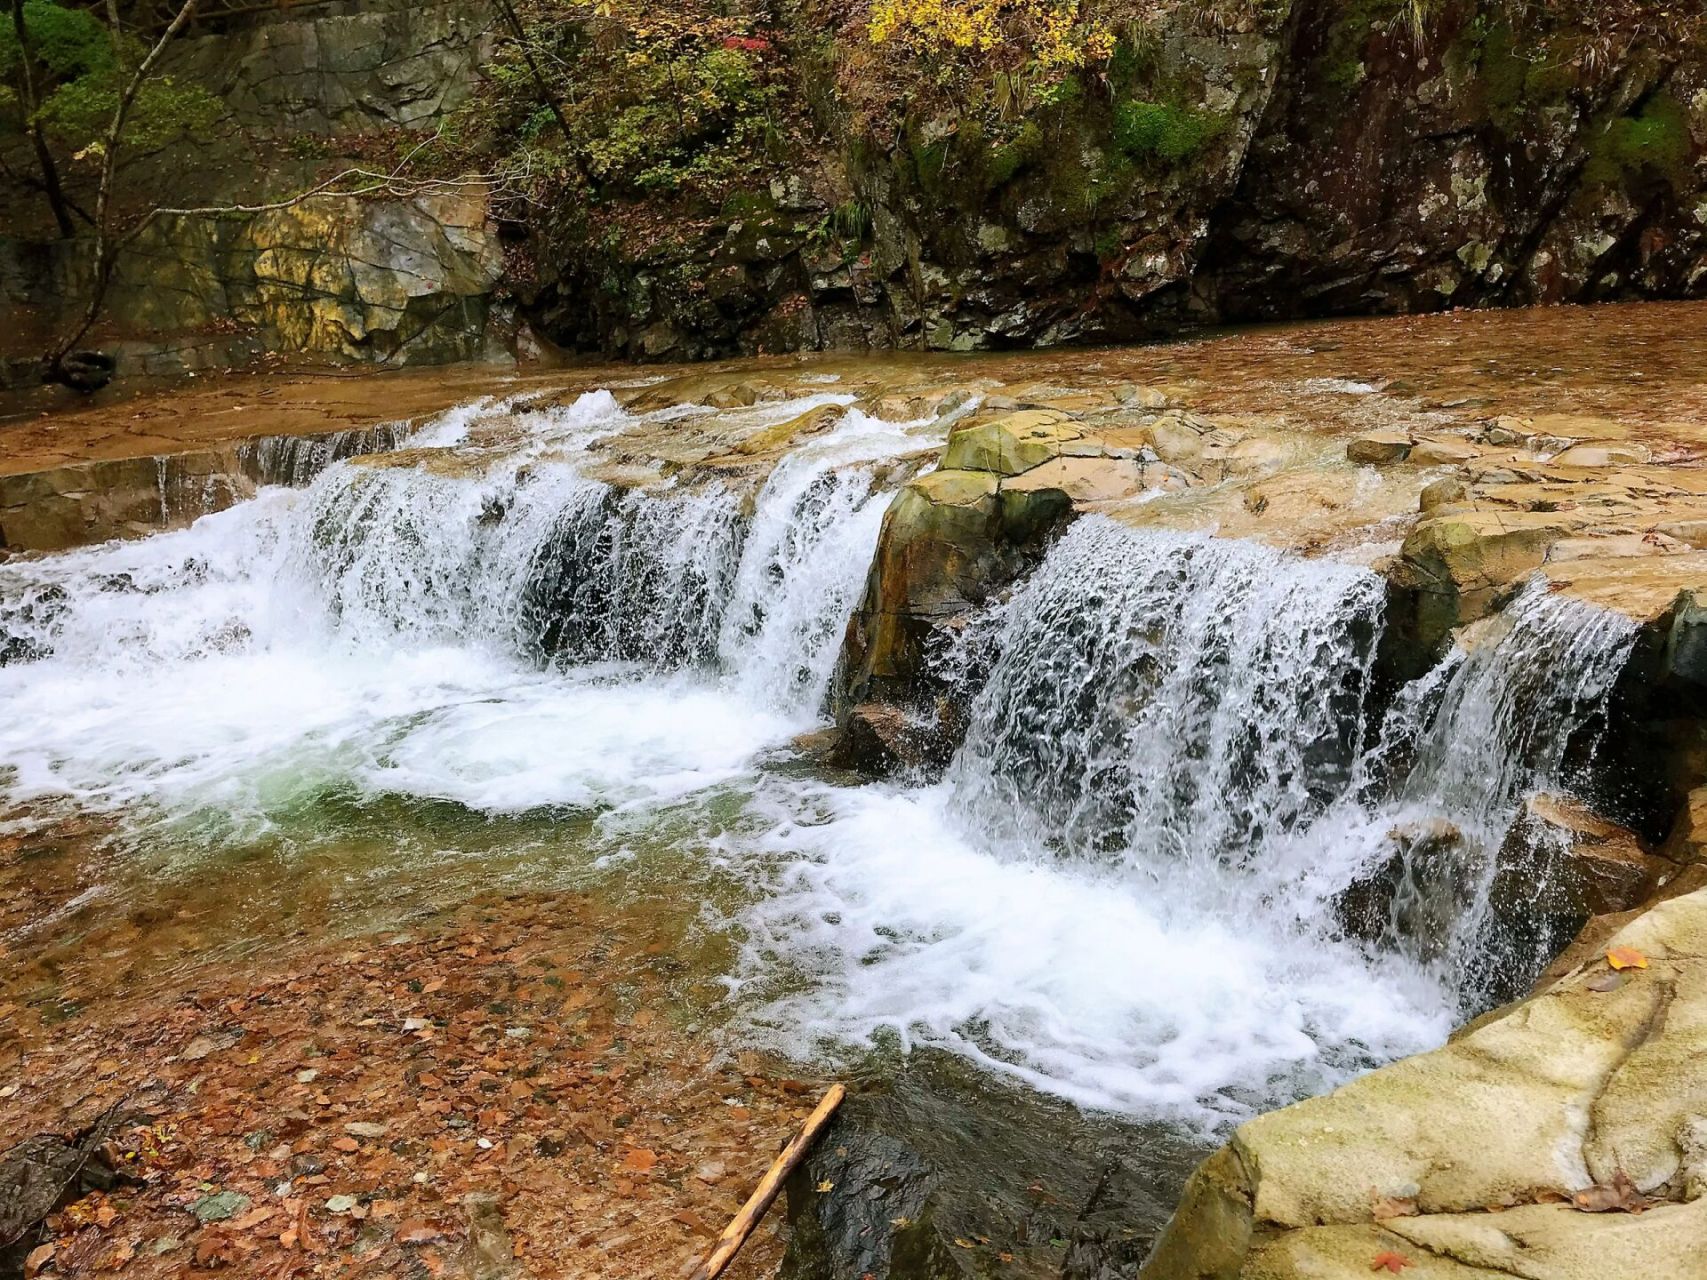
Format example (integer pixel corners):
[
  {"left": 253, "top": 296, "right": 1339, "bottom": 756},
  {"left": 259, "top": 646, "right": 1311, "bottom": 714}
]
[
  {"left": 1586, "top": 92, "right": 1694, "bottom": 189},
  {"left": 987, "top": 121, "right": 1043, "bottom": 185},
  {"left": 1034, "top": 74, "right": 1083, "bottom": 109},
  {"left": 720, "top": 189, "right": 775, "bottom": 219},
  {"left": 1106, "top": 25, "right": 1162, "bottom": 90},
  {"left": 1112, "top": 99, "right": 1224, "bottom": 164},
  {"left": 1474, "top": 20, "right": 1526, "bottom": 119}
]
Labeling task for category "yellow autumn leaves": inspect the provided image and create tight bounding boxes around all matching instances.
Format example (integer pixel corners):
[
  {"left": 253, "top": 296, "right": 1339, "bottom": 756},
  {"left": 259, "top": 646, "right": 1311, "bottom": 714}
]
[{"left": 867, "top": 0, "right": 1115, "bottom": 71}]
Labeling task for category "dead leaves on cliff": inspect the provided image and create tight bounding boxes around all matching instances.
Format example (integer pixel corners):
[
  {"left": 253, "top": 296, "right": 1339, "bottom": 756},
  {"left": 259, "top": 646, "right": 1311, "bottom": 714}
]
[
  {"left": 1369, "top": 1250, "right": 1410, "bottom": 1273},
  {"left": 1606, "top": 946, "right": 1649, "bottom": 971}
]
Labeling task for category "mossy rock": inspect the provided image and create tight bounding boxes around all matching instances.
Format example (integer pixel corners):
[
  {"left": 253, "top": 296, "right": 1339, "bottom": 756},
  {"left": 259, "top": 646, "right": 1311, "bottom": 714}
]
[{"left": 941, "top": 411, "right": 1080, "bottom": 475}]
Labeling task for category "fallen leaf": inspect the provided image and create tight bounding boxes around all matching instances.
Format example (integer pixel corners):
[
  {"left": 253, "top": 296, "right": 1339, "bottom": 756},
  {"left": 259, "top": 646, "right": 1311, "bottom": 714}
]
[
  {"left": 396, "top": 1220, "right": 446, "bottom": 1246},
  {"left": 621, "top": 1147, "right": 657, "bottom": 1172},
  {"left": 23, "top": 1243, "right": 54, "bottom": 1278},
  {"left": 953, "top": 1238, "right": 975, "bottom": 1249},
  {"left": 1607, "top": 947, "right": 1648, "bottom": 971},
  {"left": 815, "top": 1180, "right": 834, "bottom": 1193},
  {"left": 1371, "top": 1251, "right": 1411, "bottom": 1273},
  {"left": 1572, "top": 1170, "right": 1646, "bottom": 1214},
  {"left": 1585, "top": 971, "right": 1625, "bottom": 992}
]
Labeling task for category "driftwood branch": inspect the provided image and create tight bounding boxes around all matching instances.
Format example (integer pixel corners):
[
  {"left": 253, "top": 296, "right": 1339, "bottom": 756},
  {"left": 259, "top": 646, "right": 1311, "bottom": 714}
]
[{"left": 687, "top": 1083, "right": 845, "bottom": 1280}]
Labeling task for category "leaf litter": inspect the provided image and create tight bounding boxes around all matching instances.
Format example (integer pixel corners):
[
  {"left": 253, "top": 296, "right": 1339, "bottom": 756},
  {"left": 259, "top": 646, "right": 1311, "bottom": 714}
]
[{"left": 0, "top": 890, "right": 817, "bottom": 1279}]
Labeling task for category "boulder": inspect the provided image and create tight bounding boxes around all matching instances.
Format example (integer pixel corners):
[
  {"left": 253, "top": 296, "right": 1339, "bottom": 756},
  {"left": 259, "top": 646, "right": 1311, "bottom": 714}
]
[
  {"left": 1140, "top": 886, "right": 1707, "bottom": 1280},
  {"left": 1663, "top": 589, "right": 1707, "bottom": 692},
  {"left": 1392, "top": 511, "right": 1572, "bottom": 655},
  {"left": 1662, "top": 786, "right": 1707, "bottom": 865},
  {"left": 784, "top": 1053, "right": 1206, "bottom": 1280},
  {"left": 1493, "top": 793, "right": 1668, "bottom": 918},
  {"left": 830, "top": 701, "right": 956, "bottom": 773},
  {"left": 1409, "top": 438, "right": 1478, "bottom": 466},
  {"left": 941, "top": 411, "right": 1081, "bottom": 475},
  {"left": 832, "top": 467, "right": 1067, "bottom": 753},
  {"left": 1346, "top": 432, "right": 1413, "bottom": 465},
  {"left": 1484, "top": 416, "right": 1534, "bottom": 446},
  {"left": 1419, "top": 477, "right": 1468, "bottom": 511}
]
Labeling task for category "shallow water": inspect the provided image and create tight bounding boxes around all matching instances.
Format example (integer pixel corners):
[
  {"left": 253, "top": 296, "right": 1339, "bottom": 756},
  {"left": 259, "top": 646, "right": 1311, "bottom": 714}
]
[{"left": 0, "top": 351, "right": 1642, "bottom": 1155}]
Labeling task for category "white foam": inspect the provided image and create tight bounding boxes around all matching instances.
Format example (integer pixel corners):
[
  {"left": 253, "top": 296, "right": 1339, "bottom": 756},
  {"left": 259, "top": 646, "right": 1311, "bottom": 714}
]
[{"left": 734, "top": 778, "right": 1449, "bottom": 1126}]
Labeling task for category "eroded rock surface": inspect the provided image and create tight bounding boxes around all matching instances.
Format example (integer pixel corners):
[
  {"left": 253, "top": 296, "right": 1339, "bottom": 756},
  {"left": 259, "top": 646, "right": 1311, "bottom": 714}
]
[{"left": 1140, "top": 887, "right": 1707, "bottom": 1280}]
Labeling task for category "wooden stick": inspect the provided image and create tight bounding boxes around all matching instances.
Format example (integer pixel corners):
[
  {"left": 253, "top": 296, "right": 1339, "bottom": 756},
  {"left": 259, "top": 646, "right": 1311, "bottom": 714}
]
[{"left": 688, "top": 1084, "right": 846, "bottom": 1280}]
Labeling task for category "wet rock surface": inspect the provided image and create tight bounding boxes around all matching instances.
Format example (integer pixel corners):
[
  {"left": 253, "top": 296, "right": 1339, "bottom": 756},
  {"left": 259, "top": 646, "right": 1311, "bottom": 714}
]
[{"left": 783, "top": 1053, "right": 1206, "bottom": 1280}]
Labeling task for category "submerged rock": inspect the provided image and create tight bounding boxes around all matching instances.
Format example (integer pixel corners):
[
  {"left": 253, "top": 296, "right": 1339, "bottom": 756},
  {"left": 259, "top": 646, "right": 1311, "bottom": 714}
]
[{"left": 783, "top": 1054, "right": 1205, "bottom": 1280}]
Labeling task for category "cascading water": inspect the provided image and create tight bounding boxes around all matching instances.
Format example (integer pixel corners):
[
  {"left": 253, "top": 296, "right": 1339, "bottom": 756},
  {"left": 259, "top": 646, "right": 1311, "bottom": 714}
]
[
  {"left": 0, "top": 389, "right": 938, "bottom": 839},
  {"left": 736, "top": 516, "right": 1641, "bottom": 1125},
  {"left": 947, "top": 523, "right": 1385, "bottom": 865},
  {"left": 0, "top": 385, "right": 1643, "bottom": 1137},
  {"left": 1354, "top": 580, "right": 1639, "bottom": 1007}
]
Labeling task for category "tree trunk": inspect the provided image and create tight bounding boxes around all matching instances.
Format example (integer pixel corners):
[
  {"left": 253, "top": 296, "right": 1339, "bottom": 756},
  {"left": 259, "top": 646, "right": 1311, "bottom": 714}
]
[{"left": 10, "top": 0, "right": 77, "bottom": 237}]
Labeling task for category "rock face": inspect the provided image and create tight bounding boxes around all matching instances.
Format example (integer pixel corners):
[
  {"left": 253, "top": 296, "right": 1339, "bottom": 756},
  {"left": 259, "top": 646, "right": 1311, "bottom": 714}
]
[
  {"left": 100, "top": 192, "right": 507, "bottom": 366},
  {"left": 1140, "top": 885, "right": 1707, "bottom": 1280},
  {"left": 527, "top": 0, "right": 1707, "bottom": 360},
  {"left": 0, "top": 0, "right": 505, "bottom": 379}
]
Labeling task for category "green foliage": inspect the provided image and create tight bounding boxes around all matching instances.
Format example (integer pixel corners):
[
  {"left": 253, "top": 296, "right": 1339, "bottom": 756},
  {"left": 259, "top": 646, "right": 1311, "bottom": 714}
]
[
  {"left": 0, "top": 0, "right": 110, "bottom": 79},
  {"left": 1112, "top": 98, "right": 1222, "bottom": 164},
  {"left": 434, "top": 5, "right": 789, "bottom": 204},
  {"left": 830, "top": 199, "right": 870, "bottom": 241},
  {"left": 0, "top": 0, "right": 221, "bottom": 155}
]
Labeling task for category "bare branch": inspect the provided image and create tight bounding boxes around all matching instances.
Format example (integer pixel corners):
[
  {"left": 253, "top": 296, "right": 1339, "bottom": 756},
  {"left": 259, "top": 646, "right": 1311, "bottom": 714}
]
[{"left": 52, "top": 0, "right": 201, "bottom": 367}]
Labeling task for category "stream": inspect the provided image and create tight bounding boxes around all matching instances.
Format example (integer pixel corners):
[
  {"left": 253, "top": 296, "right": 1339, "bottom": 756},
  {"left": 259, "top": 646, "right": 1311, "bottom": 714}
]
[{"left": 0, "top": 357, "right": 1647, "bottom": 1267}]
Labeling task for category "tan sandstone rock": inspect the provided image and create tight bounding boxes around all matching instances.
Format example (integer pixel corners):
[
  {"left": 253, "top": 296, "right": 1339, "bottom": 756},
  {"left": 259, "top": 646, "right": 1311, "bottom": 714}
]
[{"left": 1140, "top": 887, "right": 1707, "bottom": 1280}]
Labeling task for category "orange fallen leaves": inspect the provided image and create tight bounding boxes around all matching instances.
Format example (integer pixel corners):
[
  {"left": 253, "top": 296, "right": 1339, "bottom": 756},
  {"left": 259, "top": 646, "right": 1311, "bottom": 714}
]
[
  {"left": 622, "top": 1146, "right": 659, "bottom": 1172},
  {"left": 1572, "top": 1169, "right": 1647, "bottom": 1214},
  {"left": 1371, "top": 1251, "right": 1411, "bottom": 1273},
  {"left": 1607, "top": 947, "right": 1648, "bottom": 971}
]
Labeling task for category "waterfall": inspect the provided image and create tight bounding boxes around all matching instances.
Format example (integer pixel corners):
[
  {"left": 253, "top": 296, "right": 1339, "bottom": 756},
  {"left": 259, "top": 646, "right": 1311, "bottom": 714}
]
[
  {"left": 950, "top": 521, "right": 1385, "bottom": 867},
  {"left": 1363, "top": 581, "right": 1638, "bottom": 1006},
  {"left": 238, "top": 423, "right": 410, "bottom": 488},
  {"left": 718, "top": 406, "right": 940, "bottom": 712},
  {"left": 737, "top": 518, "right": 1641, "bottom": 1123},
  {"left": 0, "top": 381, "right": 1647, "bottom": 1131},
  {"left": 0, "top": 390, "right": 939, "bottom": 837}
]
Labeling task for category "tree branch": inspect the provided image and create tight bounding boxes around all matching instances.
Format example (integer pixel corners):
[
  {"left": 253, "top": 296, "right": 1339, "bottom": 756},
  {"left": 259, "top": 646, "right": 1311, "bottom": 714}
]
[
  {"left": 10, "top": 0, "right": 77, "bottom": 236},
  {"left": 50, "top": 0, "right": 201, "bottom": 367}
]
